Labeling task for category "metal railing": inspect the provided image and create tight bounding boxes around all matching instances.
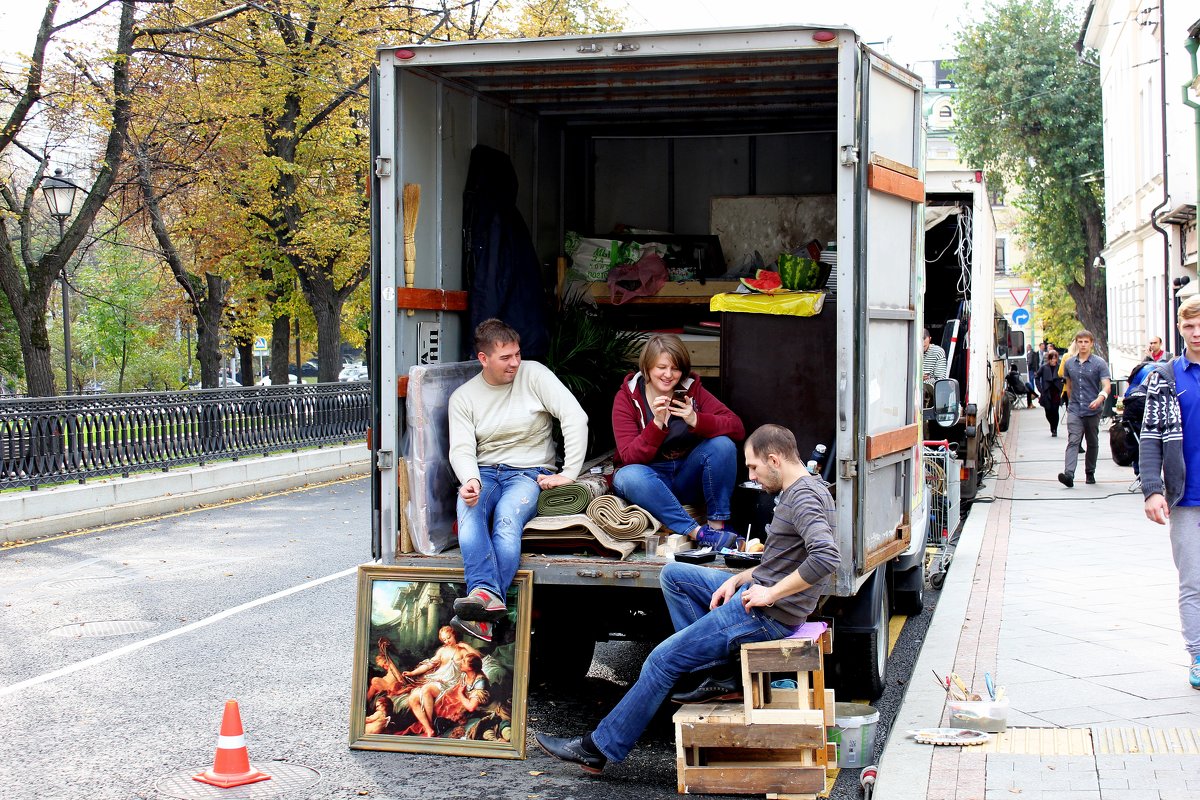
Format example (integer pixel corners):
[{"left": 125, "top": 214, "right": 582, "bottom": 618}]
[{"left": 0, "top": 382, "right": 370, "bottom": 489}]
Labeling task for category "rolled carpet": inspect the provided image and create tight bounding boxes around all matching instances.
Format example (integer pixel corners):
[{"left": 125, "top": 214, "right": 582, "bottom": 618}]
[
  {"left": 536, "top": 473, "right": 609, "bottom": 516},
  {"left": 586, "top": 495, "right": 662, "bottom": 540}
]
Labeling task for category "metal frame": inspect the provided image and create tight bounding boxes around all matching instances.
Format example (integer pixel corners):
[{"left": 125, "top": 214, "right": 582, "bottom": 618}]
[{"left": 0, "top": 383, "right": 368, "bottom": 489}]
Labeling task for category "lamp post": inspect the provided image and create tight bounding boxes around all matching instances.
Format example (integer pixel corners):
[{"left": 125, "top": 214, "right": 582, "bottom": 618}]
[{"left": 41, "top": 169, "right": 81, "bottom": 394}]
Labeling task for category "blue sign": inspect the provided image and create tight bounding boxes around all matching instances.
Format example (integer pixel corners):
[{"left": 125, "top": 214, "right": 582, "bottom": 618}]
[{"left": 1011, "top": 308, "right": 1030, "bottom": 327}]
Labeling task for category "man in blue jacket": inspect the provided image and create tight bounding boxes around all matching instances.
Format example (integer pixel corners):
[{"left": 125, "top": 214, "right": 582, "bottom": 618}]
[{"left": 1141, "top": 295, "right": 1200, "bottom": 691}]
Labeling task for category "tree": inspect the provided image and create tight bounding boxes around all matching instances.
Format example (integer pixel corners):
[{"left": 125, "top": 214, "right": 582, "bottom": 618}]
[
  {"left": 0, "top": 0, "right": 137, "bottom": 395},
  {"left": 951, "top": 0, "right": 1107, "bottom": 356}
]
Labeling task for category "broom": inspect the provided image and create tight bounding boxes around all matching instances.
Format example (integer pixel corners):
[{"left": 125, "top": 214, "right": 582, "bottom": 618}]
[{"left": 402, "top": 183, "right": 420, "bottom": 316}]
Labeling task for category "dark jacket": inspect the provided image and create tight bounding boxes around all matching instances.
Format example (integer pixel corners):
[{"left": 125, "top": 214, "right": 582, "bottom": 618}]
[
  {"left": 611, "top": 372, "right": 744, "bottom": 466},
  {"left": 1139, "top": 361, "right": 1184, "bottom": 506}
]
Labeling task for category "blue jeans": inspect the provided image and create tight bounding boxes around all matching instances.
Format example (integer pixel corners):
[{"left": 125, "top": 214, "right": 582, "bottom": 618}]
[
  {"left": 456, "top": 465, "right": 545, "bottom": 597},
  {"left": 612, "top": 436, "right": 737, "bottom": 534},
  {"left": 590, "top": 561, "right": 793, "bottom": 762}
]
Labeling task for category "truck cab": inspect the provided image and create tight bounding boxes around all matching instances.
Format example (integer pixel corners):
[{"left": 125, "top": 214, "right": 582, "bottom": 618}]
[{"left": 370, "top": 25, "right": 931, "bottom": 699}]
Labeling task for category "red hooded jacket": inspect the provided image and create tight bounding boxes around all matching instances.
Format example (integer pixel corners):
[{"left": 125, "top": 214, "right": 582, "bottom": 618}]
[{"left": 612, "top": 371, "right": 745, "bottom": 466}]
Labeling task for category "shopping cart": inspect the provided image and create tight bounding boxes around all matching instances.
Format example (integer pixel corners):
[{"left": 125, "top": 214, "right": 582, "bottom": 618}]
[{"left": 923, "top": 440, "right": 961, "bottom": 589}]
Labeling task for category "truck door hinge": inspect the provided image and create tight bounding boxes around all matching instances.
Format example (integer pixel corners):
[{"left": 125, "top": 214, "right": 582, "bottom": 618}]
[
  {"left": 839, "top": 458, "right": 858, "bottom": 479},
  {"left": 374, "top": 156, "right": 392, "bottom": 178},
  {"left": 839, "top": 146, "right": 859, "bottom": 166},
  {"left": 377, "top": 449, "right": 394, "bottom": 470}
]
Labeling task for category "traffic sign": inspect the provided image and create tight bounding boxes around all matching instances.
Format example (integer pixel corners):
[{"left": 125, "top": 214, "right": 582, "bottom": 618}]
[
  {"left": 1010, "top": 288, "right": 1030, "bottom": 307},
  {"left": 1011, "top": 308, "right": 1030, "bottom": 327},
  {"left": 252, "top": 336, "right": 269, "bottom": 355}
]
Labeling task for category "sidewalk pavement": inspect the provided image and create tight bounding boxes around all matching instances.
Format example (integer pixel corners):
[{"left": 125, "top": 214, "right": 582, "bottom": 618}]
[{"left": 877, "top": 404, "right": 1200, "bottom": 800}]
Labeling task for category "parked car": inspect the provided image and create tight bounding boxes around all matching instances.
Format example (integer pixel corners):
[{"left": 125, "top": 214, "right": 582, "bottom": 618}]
[
  {"left": 339, "top": 363, "right": 368, "bottom": 382},
  {"left": 258, "top": 373, "right": 301, "bottom": 385},
  {"left": 301, "top": 360, "right": 319, "bottom": 377}
]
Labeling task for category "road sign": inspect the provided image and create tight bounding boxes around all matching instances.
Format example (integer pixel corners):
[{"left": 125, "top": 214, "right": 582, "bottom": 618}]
[
  {"left": 252, "top": 336, "right": 268, "bottom": 355},
  {"left": 1010, "top": 288, "right": 1030, "bottom": 307},
  {"left": 1011, "top": 308, "right": 1030, "bottom": 327}
]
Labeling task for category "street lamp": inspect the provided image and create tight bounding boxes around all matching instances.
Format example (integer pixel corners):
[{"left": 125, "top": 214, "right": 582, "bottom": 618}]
[{"left": 41, "top": 168, "right": 81, "bottom": 394}]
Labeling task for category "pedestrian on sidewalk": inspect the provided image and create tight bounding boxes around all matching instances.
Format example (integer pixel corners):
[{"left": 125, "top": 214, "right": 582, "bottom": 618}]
[
  {"left": 1139, "top": 295, "right": 1200, "bottom": 691},
  {"left": 1057, "top": 330, "right": 1111, "bottom": 487},
  {"left": 533, "top": 424, "right": 840, "bottom": 774},
  {"left": 1036, "top": 350, "right": 1063, "bottom": 436}
]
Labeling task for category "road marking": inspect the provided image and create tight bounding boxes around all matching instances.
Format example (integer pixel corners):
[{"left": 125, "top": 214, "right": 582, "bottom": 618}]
[
  {"left": 2, "top": 474, "right": 365, "bottom": 550},
  {"left": 888, "top": 614, "right": 906, "bottom": 656},
  {"left": 0, "top": 566, "right": 357, "bottom": 699}
]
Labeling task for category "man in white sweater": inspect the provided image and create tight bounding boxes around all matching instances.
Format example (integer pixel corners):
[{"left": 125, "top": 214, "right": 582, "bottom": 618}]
[{"left": 448, "top": 319, "right": 589, "bottom": 641}]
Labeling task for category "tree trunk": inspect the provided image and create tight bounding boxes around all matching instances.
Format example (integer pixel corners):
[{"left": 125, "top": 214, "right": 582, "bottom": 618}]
[
  {"left": 14, "top": 303, "right": 55, "bottom": 396},
  {"left": 311, "top": 291, "right": 345, "bottom": 383},
  {"left": 1066, "top": 196, "right": 1109, "bottom": 360},
  {"left": 235, "top": 337, "right": 254, "bottom": 385},
  {"left": 196, "top": 273, "right": 226, "bottom": 388},
  {"left": 270, "top": 313, "right": 290, "bottom": 384}
]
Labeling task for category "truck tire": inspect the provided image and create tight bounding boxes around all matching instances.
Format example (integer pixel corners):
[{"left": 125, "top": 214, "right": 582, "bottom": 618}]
[
  {"left": 998, "top": 393, "right": 1012, "bottom": 432},
  {"left": 828, "top": 571, "right": 889, "bottom": 701},
  {"left": 891, "top": 551, "right": 926, "bottom": 616}
]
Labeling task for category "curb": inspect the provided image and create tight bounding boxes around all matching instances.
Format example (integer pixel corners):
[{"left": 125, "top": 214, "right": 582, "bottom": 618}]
[
  {"left": 872, "top": 464, "right": 995, "bottom": 799},
  {"left": 1, "top": 445, "right": 368, "bottom": 542}
]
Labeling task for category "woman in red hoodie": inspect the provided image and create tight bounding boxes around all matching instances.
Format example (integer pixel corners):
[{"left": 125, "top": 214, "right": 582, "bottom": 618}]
[{"left": 611, "top": 334, "right": 745, "bottom": 549}]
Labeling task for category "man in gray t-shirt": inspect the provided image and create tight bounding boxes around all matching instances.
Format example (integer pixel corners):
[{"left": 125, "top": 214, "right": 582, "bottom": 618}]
[{"left": 1058, "top": 330, "right": 1111, "bottom": 488}]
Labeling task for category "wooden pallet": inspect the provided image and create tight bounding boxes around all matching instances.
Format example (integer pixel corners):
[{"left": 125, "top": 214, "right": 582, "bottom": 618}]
[{"left": 675, "top": 702, "right": 830, "bottom": 795}]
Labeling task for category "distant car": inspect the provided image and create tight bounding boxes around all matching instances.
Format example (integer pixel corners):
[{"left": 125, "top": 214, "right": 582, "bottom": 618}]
[
  {"left": 257, "top": 374, "right": 300, "bottom": 385},
  {"left": 188, "top": 377, "right": 242, "bottom": 390},
  {"left": 301, "top": 360, "right": 319, "bottom": 377},
  {"left": 339, "top": 364, "right": 368, "bottom": 382}
]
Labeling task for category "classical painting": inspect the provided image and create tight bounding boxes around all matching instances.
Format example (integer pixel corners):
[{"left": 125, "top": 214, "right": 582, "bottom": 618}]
[{"left": 349, "top": 565, "right": 532, "bottom": 759}]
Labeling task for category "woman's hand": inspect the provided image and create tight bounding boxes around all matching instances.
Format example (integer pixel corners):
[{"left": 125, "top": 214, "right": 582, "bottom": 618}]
[
  {"left": 651, "top": 393, "right": 673, "bottom": 429},
  {"left": 670, "top": 395, "right": 697, "bottom": 427}
]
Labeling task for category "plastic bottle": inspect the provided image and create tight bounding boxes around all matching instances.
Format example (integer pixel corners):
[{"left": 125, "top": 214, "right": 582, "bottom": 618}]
[
  {"left": 809, "top": 444, "right": 829, "bottom": 470},
  {"left": 806, "top": 460, "right": 820, "bottom": 475}
]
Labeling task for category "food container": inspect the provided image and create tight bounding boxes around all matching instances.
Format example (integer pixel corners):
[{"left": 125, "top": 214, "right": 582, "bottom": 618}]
[
  {"left": 673, "top": 549, "right": 716, "bottom": 564},
  {"left": 947, "top": 698, "right": 1009, "bottom": 733}
]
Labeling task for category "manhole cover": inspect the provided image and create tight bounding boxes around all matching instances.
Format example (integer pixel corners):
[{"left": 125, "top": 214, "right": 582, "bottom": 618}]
[
  {"left": 42, "top": 575, "right": 129, "bottom": 590},
  {"left": 48, "top": 620, "right": 158, "bottom": 638},
  {"left": 155, "top": 762, "right": 320, "bottom": 799}
]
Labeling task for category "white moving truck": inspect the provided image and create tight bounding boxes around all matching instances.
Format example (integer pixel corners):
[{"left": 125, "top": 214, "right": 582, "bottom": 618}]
[{"left": 368, "top": 24, "right": 950, "bottom": 699}]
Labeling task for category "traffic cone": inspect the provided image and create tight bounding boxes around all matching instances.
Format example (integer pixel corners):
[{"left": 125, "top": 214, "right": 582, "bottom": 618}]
[{"left": 193, "top": 700, "right": 272, "bottom": 788}]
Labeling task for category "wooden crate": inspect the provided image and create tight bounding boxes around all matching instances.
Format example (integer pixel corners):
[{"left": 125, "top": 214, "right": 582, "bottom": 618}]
[
  {"left": 740, "top": 634, "right": 829, "bottom": 728},
  {"left": 675, "top": 703, "right": 827, "bottom": 796}
]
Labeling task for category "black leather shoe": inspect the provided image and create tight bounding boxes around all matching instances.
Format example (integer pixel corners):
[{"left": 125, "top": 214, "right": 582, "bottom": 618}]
[
  {"left": 1086, "top": 473, "right": 1096, "bottom": 485},
  {"left": 1058, "top": 472, "right": 1074, "bottom": 488},
  {"left": 670, "top": 674, "right": 743, "bottom": 704},
  {"left": 535, "top": 732, "right": 606, "bottom": 774}
]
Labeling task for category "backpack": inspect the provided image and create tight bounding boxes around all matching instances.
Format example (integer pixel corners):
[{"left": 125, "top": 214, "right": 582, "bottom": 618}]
[
  {"left": 1109, "top": 418, "right": 1138, "bottom": 467},
  {"left": 1122, "top": 384, "right": 1147, "bottom": 435}
]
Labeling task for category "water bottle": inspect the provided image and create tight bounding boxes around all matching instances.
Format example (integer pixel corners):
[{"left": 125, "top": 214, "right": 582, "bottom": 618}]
[
  {"left": 806, "top": 460, "right": 819, "bottom": 475},
  {"left": 809, "top": 444, "right": 829, "bottom": 471}
]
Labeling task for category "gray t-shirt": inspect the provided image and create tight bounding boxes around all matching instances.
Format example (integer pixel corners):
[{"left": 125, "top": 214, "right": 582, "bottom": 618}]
[
  {"left": 753, "top": 476, "right": 840, "bottom": 626},
  {"left": 1064, "top": 354, "right": 1110, "bottom": 417}
]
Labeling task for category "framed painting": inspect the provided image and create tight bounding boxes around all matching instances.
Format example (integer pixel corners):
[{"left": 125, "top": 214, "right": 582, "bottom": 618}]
[{"left": 348, "top": 565, "right": 532, "bottom": 759}]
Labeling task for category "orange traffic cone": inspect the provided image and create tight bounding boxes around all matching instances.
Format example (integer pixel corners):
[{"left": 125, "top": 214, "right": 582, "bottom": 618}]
[{"left": 193, "top": 700, "right": 272, "bottom": 788}]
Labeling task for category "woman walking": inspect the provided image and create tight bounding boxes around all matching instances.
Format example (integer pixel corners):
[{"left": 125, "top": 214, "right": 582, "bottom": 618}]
[{"left": 1037, "top": 350, "right": 1064, "bottom": 436}]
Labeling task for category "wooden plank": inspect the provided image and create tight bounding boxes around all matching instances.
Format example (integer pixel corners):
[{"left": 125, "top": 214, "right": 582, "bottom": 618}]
[
  {"left": 863, "top": 534, "right": 910, "bottom": 572},
  {"left": 865, "top": 423, "right": 919, "bottom": 460},
  {"left": 867, "top": 162, "right": 925, "bottom": 204},
  {"left": 395, "top": 287, "right": 468, "bottom": 311},
  {"left": 397, "top": 456, "right": 413, "bottom": 554},
  {"left": 741, "top": 639, "right": 822, "bottom": 673},
  {"left": 870, "top": 152, "right": 919, "bottom": 179},
  {"left": 823, "top": 690, "right": 836, "bottom": 727},
  {"left": 706, "top": 748, "right": 823, "bottom": 765},
  {"left": 588, "top": 279, "right": 741, "bottom": 305},
  {"left": 678, "top": 718, "right": 825, "bottom": 749},
  {"left": 745, "top": 708, "right": 824, "bottom": 727},
  {"left": 679, "top": 765, "right": 826, "bottom": 794},
  {"left": 397, "top": 375, "right": 409, "bottom": 398}
]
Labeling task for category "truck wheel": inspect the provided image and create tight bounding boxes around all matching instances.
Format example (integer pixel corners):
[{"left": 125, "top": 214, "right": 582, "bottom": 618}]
[
  {"left": 998, "top": 394, "right": 1012, "bottom": 432},
  {"left": 828, "top": 571, "right": 889, "bottom": 701},
  {"left": 891, "top": 553, "right": 925, "bottom": 615}
]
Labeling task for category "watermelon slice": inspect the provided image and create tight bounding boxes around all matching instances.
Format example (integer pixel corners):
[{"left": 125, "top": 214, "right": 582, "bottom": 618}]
[{"left": 740, "top": 269, "right": 783, "bottom": 293}]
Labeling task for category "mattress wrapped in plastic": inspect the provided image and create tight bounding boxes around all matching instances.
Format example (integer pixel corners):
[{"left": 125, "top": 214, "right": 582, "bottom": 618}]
[{"left": 403, "top": 360, "right": 481, "bottom": 554}]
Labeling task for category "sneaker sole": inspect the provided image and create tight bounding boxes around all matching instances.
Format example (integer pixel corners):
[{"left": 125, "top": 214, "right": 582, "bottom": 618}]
[
  {"left": 453, "top": 597, "right": 508, "bottom": 621},
  {"left": 450, "top": 618, "right": 493, "bottom": 642}
]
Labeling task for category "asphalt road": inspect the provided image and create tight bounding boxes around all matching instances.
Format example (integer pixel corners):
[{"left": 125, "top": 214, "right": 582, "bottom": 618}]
[{"left": 0, "top": 476, "right": 940, "bottom": 800}]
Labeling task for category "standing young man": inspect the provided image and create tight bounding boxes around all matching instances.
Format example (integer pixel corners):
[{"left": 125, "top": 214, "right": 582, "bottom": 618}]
[
  {"left": 533, "top": 424, "right": 840, "bottom": 773},
  {"left": 1057, "top": 330, "right": 1111, "bottom": 487},
  {"left": 448, "top": 319, "right": 588, "bottom": 641},
  {"left": 1140, "top": 295, "right": 1200, "bottom": 690}
]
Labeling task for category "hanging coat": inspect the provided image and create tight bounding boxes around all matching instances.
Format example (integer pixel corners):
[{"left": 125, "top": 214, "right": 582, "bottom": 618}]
[{"left": 462, "top": 145, "right": 549, "bottom": 360}]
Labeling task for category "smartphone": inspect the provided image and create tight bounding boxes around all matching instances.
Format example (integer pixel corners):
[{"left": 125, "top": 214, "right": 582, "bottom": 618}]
[{"left": 672, "top": 389, "right": 688, "bottom": 404}]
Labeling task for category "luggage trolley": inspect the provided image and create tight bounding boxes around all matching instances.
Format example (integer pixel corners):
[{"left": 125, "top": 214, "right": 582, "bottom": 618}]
[{"left": 923, "top": 440, "right": 961, "bottom": 589}]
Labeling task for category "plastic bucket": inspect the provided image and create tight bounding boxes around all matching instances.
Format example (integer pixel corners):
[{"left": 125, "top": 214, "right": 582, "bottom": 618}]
[{"left": 830, "top": 702, "right": 879, "bottom": 768}]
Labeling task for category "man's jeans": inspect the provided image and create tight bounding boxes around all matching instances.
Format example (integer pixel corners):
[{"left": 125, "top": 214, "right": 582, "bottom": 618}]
[
  {"left": 1064, "top": 413, "right": 1100, "bottom": 477},
  {"left": 612, "top": 436, "right": 737, "bottom": 534},
  {"left": 590, "top": 561, "right": 793, "bottom": 762},
  {"left": 456, "top": 465, "right": 545, "bottom": 597}
]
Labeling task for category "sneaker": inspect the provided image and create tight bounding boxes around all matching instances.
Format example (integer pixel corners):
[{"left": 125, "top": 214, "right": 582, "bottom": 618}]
[
  {"left": 454, "top": 588, "right": 508, "bottom": 621},
  {"left": 1058, "top": 472, "right": 1074, "bottom": 488},
  {"left": 1128, "top": 477, "right": 1142, "bottom": 493},
  {"left": 693, "top": 525, "right": 738, "bottom": 551},
  {"left": 1085, "top": 473, "right": 1096, "bottom": 485},
  {"left": 451, "top": 615, "right": 493, "bottom": 642},
  {"left": 1190, "top": 656, "right": 1200, "bottom": 690}
]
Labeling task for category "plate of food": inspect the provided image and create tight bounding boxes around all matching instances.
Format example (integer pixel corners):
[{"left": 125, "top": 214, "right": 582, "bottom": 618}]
[{"left": 907, "top": 727, "right": 991, "bottom": 746}]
